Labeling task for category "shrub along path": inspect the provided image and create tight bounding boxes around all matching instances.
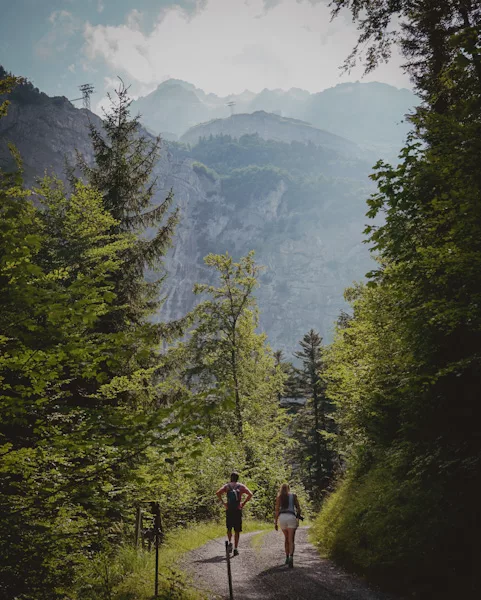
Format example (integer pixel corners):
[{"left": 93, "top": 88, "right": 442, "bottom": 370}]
[{"left": 183, "top": 527, "right": 400, "bottom": 599}]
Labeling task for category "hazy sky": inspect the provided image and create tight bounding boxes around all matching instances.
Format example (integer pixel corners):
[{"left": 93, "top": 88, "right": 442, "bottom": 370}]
[{"left": 1, "top": 0, "right": 411, "bottom": 114}]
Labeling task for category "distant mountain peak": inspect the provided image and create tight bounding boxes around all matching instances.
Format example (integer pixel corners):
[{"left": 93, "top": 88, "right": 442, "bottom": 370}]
[
  {"left": 180, "top": 110, "right": 360, "bottom": 157},
  {"left": 131, "top": 78, "right": 417, "bottom": 153}
]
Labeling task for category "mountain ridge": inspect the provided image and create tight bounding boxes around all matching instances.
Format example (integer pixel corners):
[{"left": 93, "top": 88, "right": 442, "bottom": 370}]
[
  {"left": 132, "top": 78, "right": 417, "bottom": 156},
  {"left": 1, "top": 76, "right": 378, "bottom": 353},
  {"left": 180, "top": 110, "right": 362, "bottom": 157}
]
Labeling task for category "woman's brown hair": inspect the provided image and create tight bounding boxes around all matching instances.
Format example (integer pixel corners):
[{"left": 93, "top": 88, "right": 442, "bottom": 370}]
[{"left": 278, "top": 482, "right": 290, "bottom": 510}]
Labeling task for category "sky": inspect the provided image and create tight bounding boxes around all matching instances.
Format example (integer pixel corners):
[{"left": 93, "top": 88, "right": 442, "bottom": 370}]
[{"left": 0, "top": 0, "right": 411, "bottom": 115}]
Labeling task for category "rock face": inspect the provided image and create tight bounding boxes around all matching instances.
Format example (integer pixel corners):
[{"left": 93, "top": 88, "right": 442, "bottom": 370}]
[
  {"left": 0, "top": 96, "right": 99, "bottom": 183},
  {"left": 162, "top": 165, "right": 374, "bottom": 353},
  {"left": 180, "top": 111, "right": 361, "bottom": 157},
  {"left": 1, "top": 89, "right": 375, "bottom": 354}
]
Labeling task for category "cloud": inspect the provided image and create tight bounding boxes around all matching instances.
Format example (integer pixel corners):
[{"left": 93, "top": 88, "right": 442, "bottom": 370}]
[
  {"left": 48, "top": 10, "right": 73, "bottom": 24},
  {"left": 126, "top": 9, "right": 143, "bottom": 30},
  {"left": 36, "top": 11, "right": 79, "bottom": 59},
  {"left": 83, "top": 0, "right": 411, "bottom": 97}
]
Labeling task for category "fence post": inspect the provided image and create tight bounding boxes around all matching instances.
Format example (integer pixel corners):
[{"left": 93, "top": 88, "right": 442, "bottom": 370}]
[
  {"left": 152, "top": 502, "right": 161, "bottom": 598},
  {"left": 225, "top": 541, "right": 234, "bottom": 600}
]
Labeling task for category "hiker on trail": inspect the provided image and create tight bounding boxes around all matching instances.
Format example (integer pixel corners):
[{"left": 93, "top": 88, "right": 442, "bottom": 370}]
[
  {"left": 274, "top": 483, "right": 301, "bottom": 568},
  {"left": 215, "top": 471, "right": 253, "bottom": 556}
]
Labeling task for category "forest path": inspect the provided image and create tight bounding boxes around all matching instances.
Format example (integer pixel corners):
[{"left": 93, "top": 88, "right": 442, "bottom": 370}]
[{"left": 183, "top": 527, "right": 398, "bottom": 600}]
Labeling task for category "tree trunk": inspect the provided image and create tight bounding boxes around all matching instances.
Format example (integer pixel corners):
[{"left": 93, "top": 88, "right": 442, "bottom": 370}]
[
  {"left": 231, "top": 329, "right": 243, "bottom": 437},
  {"left": 312, "top": 389, "right": 322, "bottom": 489}
]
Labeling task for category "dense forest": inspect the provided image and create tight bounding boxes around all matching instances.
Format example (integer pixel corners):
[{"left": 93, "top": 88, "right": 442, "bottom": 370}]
[
  {"left": 1, "top": 0, "right": 480, "bottom": 598},
  {"left": 0, "top": 74, "right": 318, "bottom": 600},
  {"left": 312, "top": 1, "right": 481, "bottom": 598}
]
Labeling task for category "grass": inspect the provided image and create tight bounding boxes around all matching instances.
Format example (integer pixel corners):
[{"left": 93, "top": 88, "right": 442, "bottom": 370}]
[
  {"left": 159, "top": 518, "right": 271, "bottom": 564},
  {"left": 250, "top": 530, "right": 270, "bottom": 553},
  {"left": 74, "top": 519, "right": 271, "bottom": 600}
]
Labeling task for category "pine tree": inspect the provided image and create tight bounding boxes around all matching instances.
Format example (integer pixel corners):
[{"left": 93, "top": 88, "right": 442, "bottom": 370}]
[
  {"left": 294, "top": 330, "right": 334, "bottom": 495},
  {"left": 75, "top": 79, "right": 179, "bottom": 332}
]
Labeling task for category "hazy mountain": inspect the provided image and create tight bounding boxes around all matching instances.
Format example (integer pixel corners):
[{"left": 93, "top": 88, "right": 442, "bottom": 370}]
[
  {"left": 133, "top": 80, "right": 212, "bottom": 141},
  {"left": 180, "top": 111, "right": 362, "bottom": 158},
  {"left": 303, "top": 82, "right": 416, "bottom": 153},
  {"left": 1, "top": 77, "right": 376, "bottom": 353},
  {"left": 132, "top": 78, "right": 417, "bottom": 155}
]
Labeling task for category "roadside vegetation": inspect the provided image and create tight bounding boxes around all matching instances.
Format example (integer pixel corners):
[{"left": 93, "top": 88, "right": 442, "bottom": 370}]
[
  {"left": 2, "top": 1, "right": 480, "bottom": 596},
  {"left": 310, "top": 2, "right": 481, "bottom": 598}
]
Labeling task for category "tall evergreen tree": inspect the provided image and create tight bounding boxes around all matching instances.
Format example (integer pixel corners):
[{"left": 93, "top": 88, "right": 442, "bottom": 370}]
[
  {"left": 274, "top": 349, "right": 300, "bottom": 402},
  {"left": 0, "top": 75, "right": 192, "bottom": 599},
  {"left": 293, "top": 330, "right": 334, "bottom": 496},
  {"left": 76, "top": 80, "right": 178, "bottom": 332}
]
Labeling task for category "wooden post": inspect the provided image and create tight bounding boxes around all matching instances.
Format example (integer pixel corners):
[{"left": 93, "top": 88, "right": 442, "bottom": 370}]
[
  {"left": 152, "top": 502, "right": 161, "bottom": 598},
  {"left": 225, "top": 541, "right": 234, "bottom": 600}
]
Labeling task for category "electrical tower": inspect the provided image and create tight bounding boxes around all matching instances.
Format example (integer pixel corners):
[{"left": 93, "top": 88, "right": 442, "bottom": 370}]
[
  {"left": 226, "top": 101, "right": 236, "bottom": 116},
  {"left": 71, "top": 83, "right": 94, "bottom": 110}
]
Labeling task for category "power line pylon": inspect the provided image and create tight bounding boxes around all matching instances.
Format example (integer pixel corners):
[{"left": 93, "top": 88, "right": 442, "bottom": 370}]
[
  {"left": 79, "top": 84, "right": 94, "bottom": 110},
  {"left": 71, "top": 83, "right": 95, "bottom": 110}
]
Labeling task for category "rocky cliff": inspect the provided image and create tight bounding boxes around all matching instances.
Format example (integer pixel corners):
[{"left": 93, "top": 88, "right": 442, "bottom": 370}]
[{"left": 0, "top": 89, "right": 375, "bottom": 354}]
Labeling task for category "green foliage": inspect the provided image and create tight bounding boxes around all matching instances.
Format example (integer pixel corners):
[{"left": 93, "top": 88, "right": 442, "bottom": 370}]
[
  {"left": 288, "top": 331, "right": 337, "bottom": 504},
  {"left": 0, "top": 65, "right": 49, "bottom": 110},
  {"left": 191, "top": 161, "right": 218, "bottom": 182},
  {"left": 0, "top": 173, "right": 135, "bottom": 598},
  {"left": 0, "top": 77, "right": 196, "bottom": 599},
  {"left": 180, "top": 252, "right": 297, "bottom": 519},
  {"left": 75, "top": 78, "right": 179, "bottom": 332},
  {"left": 0, "top": 68, "right": 24, "bottom": 118},
  {"left": 313, "top": 3, "right": 481, "bottom": 597},
  {"left": 313, "top": 448, "right": 477, "bottom": 595},
  {"left": 188, "top": 133, "right": 365, "bottom": 179}
]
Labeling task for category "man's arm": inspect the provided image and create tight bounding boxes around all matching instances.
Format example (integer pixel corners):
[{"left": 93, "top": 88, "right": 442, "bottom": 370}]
[
  {"left": 215, "top": 486, "right": 228, "bottom": 509},
  {"left": 240, "top": 486, "right": 253, "bottom": 509}
]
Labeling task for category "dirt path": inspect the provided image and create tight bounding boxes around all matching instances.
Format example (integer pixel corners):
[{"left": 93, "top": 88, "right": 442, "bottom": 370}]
[{"left": 183, "top": 527, "right": 398, "bottom": 600}]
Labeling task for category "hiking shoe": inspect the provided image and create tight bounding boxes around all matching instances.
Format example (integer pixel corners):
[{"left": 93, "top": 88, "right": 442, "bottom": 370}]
[
  {"left": 227, "top": 542, "right": 233, "bottom": 554},
  {"left": 288, "top": 556, "right": 294, "bottom": 568},
  {"left": 285, "top": 556, "right": 290, "bottom": 565},
  {"left": 233, "top": 548, "right": 239, "bottom": 557}
]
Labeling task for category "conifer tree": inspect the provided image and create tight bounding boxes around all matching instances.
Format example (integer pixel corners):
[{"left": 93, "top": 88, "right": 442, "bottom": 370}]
[
  {"left": 274, "top": 349, "right": 301, "bottom": 401},
  {"left": 76, "top": 79, "right": 178, "bottom": 332},
  {"left": 294, "top": 330, "right": 334, "bottom": 495}
]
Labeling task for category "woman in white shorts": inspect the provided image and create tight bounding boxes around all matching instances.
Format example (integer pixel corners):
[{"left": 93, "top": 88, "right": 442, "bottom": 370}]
[{"left": 274, "top": 483, "right": 301, "bottom": 568}]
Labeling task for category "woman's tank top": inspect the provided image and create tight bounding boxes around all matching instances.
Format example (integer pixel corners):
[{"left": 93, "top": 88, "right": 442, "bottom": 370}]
[{"left": 279, "top": 493, "right": 295, "bottom": 515}]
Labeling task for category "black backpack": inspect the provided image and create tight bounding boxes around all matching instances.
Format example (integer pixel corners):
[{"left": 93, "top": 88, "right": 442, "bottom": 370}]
[{"left": 226, "top": 483, "right": 240, "bottom": 509}]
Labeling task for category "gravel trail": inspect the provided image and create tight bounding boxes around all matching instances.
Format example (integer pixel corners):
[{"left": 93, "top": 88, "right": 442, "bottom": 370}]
[{"left": 183, "top": 527, "right": 398, "bottom": 600}]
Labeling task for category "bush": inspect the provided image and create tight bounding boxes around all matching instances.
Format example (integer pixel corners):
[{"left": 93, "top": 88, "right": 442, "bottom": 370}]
[{"left": 312, "top": 447, "right": 480, "bottom": 598}]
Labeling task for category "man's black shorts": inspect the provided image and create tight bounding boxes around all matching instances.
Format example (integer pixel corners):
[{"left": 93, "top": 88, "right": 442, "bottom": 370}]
[{"left": 226, "top": 509, "right": 242, "bottom": 532}]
